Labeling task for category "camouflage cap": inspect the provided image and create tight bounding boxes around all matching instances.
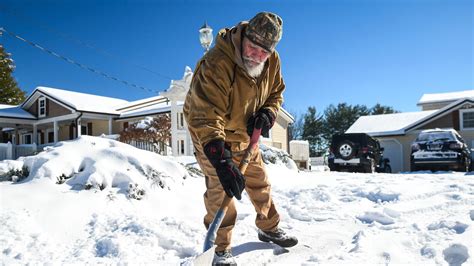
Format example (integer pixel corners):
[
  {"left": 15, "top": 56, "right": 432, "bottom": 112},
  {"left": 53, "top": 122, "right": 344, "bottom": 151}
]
[{"left": 244, "top": 12, "right": 283, "bottom": 52}]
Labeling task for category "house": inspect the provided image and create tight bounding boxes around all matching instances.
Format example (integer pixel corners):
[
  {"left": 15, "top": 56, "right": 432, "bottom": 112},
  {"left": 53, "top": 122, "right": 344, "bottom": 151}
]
[
  {"left": 346, "top": 90, "right": 474, "bottom": 172},
  {"left": 0, "top": 67, "right": 295, "bottom": 160}
]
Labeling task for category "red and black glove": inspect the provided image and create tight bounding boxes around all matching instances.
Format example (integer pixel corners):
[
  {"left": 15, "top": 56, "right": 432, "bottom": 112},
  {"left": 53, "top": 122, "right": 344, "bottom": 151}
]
[
  {"left": 203, "top": 140, "right": 245, "bottom": 200},
  {"left": 247, "top": 108, "right": 276, "bottom": 138}
]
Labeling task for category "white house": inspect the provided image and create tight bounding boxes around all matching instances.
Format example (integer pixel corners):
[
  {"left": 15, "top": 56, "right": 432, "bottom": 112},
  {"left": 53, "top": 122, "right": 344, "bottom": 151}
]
[{"left": 0, "top": 67, "right": 295, "bottom": 160}]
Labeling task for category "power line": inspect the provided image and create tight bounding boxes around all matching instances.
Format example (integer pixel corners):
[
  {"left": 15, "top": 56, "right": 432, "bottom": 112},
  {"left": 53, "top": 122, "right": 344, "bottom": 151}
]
[
  {"left": 0, "top": 5, "right": 174, "bottom": 81},
  {"left": 0, "top": 26, "right": 160, "bottom": 94}
]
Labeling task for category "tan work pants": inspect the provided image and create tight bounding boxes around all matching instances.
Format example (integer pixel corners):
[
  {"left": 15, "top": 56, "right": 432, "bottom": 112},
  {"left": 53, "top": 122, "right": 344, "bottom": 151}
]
[{"left": 193, "top": 139, "right": 280, "bottom": 252}]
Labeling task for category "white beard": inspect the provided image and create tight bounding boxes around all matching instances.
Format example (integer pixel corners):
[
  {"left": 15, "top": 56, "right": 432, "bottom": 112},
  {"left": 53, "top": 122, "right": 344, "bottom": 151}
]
[{"left": 243, "top": 58, "right": 265, "bottom": 78}]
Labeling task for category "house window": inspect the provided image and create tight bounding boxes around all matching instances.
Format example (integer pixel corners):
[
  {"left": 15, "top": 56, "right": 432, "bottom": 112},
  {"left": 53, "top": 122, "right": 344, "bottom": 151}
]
[
  {"left": 180, "top": 140, "right": 185, "bottom": 155},
  {"left": 22, "top": 134, "right": 32, "bottom": 144},
  {"left": 177, "top": 112, "right": 185, "bottom": 129},
  {"left": 460, "top": 109, "right": 474, "bottom": 130},
  {"left": 48, "top": 132, "right": 54, "bottom": 143},
  {"left": 81, "top": 125, "right": 88, "bottom": 135},
  {"left": 38, "top": 97, "right": 46, "bottom": 117}
]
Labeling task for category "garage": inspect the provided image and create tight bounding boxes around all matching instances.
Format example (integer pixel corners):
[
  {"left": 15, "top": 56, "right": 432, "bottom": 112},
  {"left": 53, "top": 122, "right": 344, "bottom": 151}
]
[{"left": 378, "top": 139, "right": 403, "bottom": 173}]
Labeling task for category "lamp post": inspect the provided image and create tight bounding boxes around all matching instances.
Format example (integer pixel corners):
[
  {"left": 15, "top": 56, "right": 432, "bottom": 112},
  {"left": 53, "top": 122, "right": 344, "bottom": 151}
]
[{"left": 199, "top": 22, "right": 213, "bottom": 53}]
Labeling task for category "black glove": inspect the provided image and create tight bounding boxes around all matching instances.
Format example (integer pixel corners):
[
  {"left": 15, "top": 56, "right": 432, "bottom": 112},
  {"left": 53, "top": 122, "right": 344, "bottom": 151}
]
[
  {"left": 203, "top": 140, "right": 245, "bottom": 200},
  {"left": 247, "top": 108, "right": 276, "bottom": 138}
]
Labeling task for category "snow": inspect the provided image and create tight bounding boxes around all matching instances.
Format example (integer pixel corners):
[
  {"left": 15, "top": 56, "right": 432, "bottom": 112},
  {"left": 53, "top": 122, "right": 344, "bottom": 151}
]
[
  {"left": 346, "top": 111, "right": 436, "bottom": 136},
  {"left": 418, "top": 90, "right": 474, "bottom": 105},
  {"left": 119, "top": 102, "right": 171, "bottom": 119},
  {"left": 1, "top": 136, "right": 473, "bottom": 265},
  {"left": 0, "top": 105, "right": 36, "bottom": 119},
  {"left": 35, "top": 87, "right": 129, "bottom": 114}
]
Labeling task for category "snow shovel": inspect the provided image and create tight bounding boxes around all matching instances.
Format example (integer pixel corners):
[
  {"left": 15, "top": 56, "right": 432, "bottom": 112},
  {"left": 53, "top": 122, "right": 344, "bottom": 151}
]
[{"left": 193, "top": 119, "right": 263, "bottom": 265}]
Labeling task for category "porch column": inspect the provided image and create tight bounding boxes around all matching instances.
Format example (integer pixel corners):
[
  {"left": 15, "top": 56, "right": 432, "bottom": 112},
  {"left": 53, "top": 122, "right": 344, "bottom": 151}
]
[
  {"left": 77, "top": 118, "right": 82, "bottom": 137},
  {"left": 14, "top": 128, "right": 18, "bottom": 145},
  {"left": 53, "top": 121, "right": 59, "bottom": 143},
  {"left": 108, "top": 117, "right": 113, "bottom": 135},
  {"left": 32, "top": 124, "right": 37, "bottom": 144}
]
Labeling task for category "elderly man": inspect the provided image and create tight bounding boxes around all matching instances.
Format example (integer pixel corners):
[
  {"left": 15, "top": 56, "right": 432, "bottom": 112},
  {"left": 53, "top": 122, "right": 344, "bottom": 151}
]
[{"left": 184, "top": 12, "right": 298, "bottom": 266}]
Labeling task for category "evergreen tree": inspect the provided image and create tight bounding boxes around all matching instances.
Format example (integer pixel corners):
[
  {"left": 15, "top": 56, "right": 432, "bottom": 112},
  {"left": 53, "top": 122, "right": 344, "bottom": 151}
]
[
  {"left": 0, "top": 45, "right": 25, "bottom": 105},
  {"left": 370, "top": 103, "right": 399, "bottom": 115},
  {"left": 322, "top": 103, "right": 370, "bottom": 141},
  {"left": 301, "top": 106, "right": 325, "bottom": 156}
]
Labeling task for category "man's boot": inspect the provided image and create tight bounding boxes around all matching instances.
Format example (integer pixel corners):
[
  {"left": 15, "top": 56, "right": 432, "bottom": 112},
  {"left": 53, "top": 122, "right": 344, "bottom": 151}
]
[
  {"left": 213, "top": 250, "right": 237, "bottom": 266},
  {"left": 258, "top": 228, "right": 298, "bottom": 247}
]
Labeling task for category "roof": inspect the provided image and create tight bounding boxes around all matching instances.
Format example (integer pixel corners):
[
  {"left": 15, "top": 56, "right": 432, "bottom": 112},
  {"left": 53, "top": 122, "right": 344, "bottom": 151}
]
[
  {"left": 0, "top": 104, "right": 36, "bottom": 119},
  {"left": 23, "top": 87, "right": 129, "bottom": 114},
  {"left": 346, "top": 111, "right": 436, "bottom": 136},
  {"left": 417, "top": 90, "right": 474, "bottom": 105},
  {"left": 119, "top": 101, "right": 172, "bottom": 119},
  {"left": 115, "top": 95, "right": 168, "bottom": 112},
  {"left": 348, "top": 97, "right": 474, "bottom": 136}
]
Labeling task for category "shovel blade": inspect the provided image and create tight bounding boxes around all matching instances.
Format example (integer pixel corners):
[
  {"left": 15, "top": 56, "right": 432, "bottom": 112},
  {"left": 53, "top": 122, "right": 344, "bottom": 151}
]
[{"left": 192, "top": 245, "right": 216, "bottom": 266}]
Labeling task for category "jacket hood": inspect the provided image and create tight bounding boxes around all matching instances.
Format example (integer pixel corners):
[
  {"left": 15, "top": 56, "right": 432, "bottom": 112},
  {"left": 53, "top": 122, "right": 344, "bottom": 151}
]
[{"left": 215, "top": 22, "right": 248, "bottom": 69}]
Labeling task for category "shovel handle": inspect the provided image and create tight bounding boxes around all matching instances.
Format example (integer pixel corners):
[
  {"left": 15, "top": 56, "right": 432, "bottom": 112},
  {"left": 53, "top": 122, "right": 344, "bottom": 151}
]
[{"left": 203, "top": 118, "right": 263, "bottom": 252}]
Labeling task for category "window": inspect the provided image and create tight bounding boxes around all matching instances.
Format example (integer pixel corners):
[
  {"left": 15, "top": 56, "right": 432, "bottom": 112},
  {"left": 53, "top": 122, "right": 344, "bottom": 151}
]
[
  {"left": 180, "top": 140, "right": 185, "bottom": 154},
  {"left": 177, "top": 112, "right": 185, "bottom": 129},
  {"left": 38, "top": 97, "right": 46, "bottom": 117},
  {"left": 460, "top": 109, "right": 474, "bottom": 130},
  {"left": 81, "top": 125, "right": 88, "bottom": 135},
  {"left": 22, "top": 134, "right": 32, "bottom": 144}
]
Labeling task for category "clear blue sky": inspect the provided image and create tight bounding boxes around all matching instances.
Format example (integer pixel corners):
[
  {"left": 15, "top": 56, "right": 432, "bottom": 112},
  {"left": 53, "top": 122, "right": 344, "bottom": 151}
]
[{"left": 1, "top": 0, "right": 472, "bottom": 116}]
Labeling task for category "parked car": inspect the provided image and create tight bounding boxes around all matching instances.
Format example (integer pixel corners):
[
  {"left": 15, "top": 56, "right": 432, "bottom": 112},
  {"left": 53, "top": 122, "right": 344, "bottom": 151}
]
[
  {"left": 328, "top": 133, "right": 391, "bottom": 173},
  {"left": 410, "top": 129, "right": 471, "bottom": 172}
]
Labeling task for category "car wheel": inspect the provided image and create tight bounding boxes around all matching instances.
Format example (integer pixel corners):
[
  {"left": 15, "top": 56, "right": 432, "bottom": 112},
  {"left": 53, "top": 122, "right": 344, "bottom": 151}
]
[
  {"left": 384, "top": 165, "right": 392, "bottom": 173},
  {"left": 337, "top": 141, "right": 355, "bottom": 160},
  {"left": 365, "top": 159, "right": 375, "bottom": 173}
]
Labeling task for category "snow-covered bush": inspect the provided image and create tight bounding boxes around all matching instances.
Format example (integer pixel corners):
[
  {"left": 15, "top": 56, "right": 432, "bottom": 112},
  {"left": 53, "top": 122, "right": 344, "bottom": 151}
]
[
  {"left": 259, "top": 144, "right": 298, "bottom": 170},
  {"left": 3, "top": 166, "right": 29, "bottom": 182},
  {"left": 127, "top": 183, "right": 146, "bottom": 200}
]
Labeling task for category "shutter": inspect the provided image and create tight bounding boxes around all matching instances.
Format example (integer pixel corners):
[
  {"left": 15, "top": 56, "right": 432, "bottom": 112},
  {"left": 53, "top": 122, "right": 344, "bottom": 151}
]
[
  {"left": 45, "top": 99, "right": 49, "bottom": 116},
  {"left": 88, "top": 123, "right": 93, "bottom": 135},
  {"left": 452, "top": 110, "right": 460, "bottom": 130},
  {"left": 69, "top": 124, "right": 74, "bottom": 139}
]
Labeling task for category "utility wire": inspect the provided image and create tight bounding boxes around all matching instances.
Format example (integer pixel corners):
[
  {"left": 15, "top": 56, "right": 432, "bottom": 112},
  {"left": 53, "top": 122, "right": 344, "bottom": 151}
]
[
  {"left": 0, "top": 26, "right": 159, "bottom": 94},
  {"left": 0, "top": 5, "right": 174, "bottom": 81}
]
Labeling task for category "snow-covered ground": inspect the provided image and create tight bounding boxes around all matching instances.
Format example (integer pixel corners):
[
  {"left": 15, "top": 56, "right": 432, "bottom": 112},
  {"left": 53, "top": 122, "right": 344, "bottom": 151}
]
[{"left": 0, "top": 136, "right": 472, "bottom": 265}]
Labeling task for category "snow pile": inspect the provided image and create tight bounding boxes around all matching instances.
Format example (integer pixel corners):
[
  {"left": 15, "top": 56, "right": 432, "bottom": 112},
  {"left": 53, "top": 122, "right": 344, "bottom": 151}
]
[
  {"left": 259, "top": 144, "right": 298, "bottom": 171},
  {"left": 0, "top": 137, "right": 473, "bottom": 265},
  {"left": 0, "top": 136, "right": 189, "bottom": 196}
]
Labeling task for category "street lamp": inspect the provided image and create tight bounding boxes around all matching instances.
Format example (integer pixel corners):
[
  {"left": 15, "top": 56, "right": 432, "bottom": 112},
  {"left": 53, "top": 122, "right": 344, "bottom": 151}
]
[{"left": 199, "top": 22, "right": 213, "bottom": 53}]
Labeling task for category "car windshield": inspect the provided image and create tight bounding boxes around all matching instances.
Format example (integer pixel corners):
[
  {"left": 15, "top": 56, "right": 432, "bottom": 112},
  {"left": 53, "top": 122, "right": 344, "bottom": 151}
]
[{"left": 416, "top": 131, "right": 455, "bottom": 142}]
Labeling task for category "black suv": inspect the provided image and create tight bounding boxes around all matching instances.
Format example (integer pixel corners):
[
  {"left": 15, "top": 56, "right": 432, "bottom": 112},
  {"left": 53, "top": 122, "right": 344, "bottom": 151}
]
[
  {"left": 328, "top": 133, "right": 391, "bottom": 173},
  {"left": 410, "top": 129, "right": 471, "bottom": 172}
]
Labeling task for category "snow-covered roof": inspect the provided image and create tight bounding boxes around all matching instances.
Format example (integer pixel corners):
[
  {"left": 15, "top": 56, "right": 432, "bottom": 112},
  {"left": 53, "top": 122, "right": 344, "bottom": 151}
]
[
  {"left": 25, "top": 87, "right": 130, "bottom": 114},
  {"left": 0, "top": 105, "right": 36, "bottom": 119},
  {"left": 0, "top": 104, "right": 15, "bottom": 109},
  {"left": 115, "top": 95, "right": 167, "bottom": 111},
  {"left": 119, "top": 101, "right": 171, "bottom": 119},
  {"left": 417, "top": 90, "right": 474, "bottom": 105},
  {"left": 346, "top": 111, "right": 436, "bottom": 136}
]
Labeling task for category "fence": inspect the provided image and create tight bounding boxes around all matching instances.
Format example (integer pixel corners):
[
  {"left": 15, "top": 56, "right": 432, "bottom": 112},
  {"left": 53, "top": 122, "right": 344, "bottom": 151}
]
[
  {"left": 126, "top": 140, "right": 169, "bottom": 155},
  {"left": 0, "top": 143, "right": 37, "bottom": 161}
]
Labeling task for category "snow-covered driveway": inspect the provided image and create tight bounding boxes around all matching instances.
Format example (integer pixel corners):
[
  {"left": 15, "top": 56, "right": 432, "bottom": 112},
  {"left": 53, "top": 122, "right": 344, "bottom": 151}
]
[{"left": 0, "top": 137, "right": 472, "bottom": 265}]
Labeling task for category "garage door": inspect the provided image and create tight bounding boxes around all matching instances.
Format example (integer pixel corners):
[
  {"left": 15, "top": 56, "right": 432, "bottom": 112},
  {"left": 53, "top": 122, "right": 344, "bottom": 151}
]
[{"left": 378, "top": 139, "right": 403, "bottom": 173}]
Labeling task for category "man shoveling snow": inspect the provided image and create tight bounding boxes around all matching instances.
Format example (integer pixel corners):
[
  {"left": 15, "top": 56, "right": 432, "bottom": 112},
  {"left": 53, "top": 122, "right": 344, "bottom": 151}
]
[{"left": 184, "top": 11, "right": 298, "bottom": 266}]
